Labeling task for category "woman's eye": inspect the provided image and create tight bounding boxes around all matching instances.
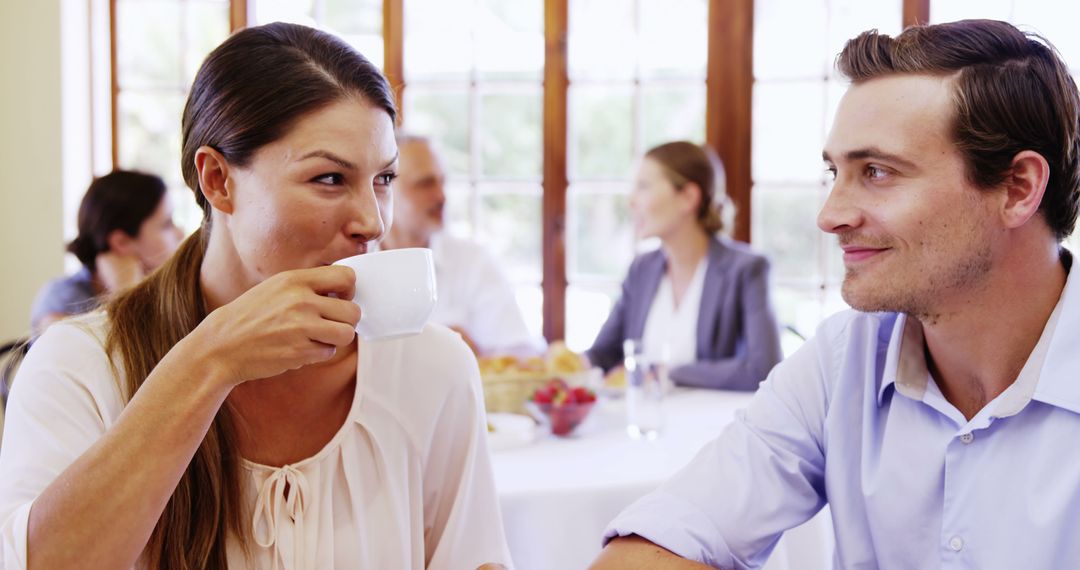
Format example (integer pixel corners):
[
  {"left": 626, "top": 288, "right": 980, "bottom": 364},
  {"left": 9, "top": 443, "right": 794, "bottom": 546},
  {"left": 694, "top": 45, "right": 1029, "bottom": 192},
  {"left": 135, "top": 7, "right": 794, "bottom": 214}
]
[
  {"left": 375, "top": 172, "right": 398, "bottom": 187},
  {"left": 313, "top": 173, "right": 345, "bottom": 186},
  {"left": 825, "top": 166, "right": 837, "bottom": 180}
]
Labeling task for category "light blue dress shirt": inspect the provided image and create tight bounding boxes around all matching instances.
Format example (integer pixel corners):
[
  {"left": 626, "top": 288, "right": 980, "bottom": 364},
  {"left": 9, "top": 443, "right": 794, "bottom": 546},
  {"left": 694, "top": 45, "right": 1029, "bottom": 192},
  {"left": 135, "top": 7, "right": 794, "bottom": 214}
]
[{"left": 604, "top": 260, "right": 1080, "bottom": 569}]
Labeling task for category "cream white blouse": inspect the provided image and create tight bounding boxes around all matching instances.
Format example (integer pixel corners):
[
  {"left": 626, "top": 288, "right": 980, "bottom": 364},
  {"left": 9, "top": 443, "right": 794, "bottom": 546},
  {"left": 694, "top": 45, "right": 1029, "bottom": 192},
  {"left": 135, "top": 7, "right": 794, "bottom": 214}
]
[
  {"left": 641, "top": 258, "right": 708, "bottom": 368},
  {"left": 0, "top": 312, "right": 512, "bottom": 569}
]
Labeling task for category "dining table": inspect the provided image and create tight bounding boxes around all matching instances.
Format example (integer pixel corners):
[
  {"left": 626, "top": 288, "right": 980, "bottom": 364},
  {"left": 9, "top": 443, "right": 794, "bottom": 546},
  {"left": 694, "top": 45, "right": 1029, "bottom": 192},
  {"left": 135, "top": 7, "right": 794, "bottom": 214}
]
[{"left": 489, "top": 387, "right": 834, "bottom": 570}]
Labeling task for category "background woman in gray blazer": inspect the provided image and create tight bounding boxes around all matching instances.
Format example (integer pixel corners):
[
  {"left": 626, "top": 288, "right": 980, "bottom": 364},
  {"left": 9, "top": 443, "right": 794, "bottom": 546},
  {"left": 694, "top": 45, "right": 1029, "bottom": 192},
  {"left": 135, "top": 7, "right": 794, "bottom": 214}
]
[{"left": 585, "top": 142, "right": 782, "bottom": 390}]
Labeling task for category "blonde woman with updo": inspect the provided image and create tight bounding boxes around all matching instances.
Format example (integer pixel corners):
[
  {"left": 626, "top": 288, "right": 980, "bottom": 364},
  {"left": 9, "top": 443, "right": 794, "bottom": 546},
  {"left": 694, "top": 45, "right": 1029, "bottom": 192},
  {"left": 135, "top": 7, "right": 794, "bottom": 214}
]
[
  {"left": 0, "top": 23, "right": 509, "bottom": 570},
  {"left": 586, "top": 142, "right": 782, "bottom": 390}
]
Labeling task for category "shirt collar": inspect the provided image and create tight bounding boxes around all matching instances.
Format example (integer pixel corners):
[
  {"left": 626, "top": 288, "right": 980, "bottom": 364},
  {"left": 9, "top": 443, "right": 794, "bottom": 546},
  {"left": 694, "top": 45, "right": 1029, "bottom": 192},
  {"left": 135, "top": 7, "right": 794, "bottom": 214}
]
[
  {"left": 878, "top": 249, "right": 1080, "bottom": 415},
  {"left": 1031, "top": 250, "right": 1080, "bottom": 414},
  {"left": 877, "top": 313, "right": 930, "bottom": 405}
]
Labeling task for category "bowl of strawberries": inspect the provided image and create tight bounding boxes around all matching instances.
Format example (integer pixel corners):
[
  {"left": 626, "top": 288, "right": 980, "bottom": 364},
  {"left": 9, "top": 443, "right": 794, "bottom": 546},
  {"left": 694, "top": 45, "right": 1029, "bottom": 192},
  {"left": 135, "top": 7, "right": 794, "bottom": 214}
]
[{"left": 527, "top": 378, "right": 598, "bottom": 437}]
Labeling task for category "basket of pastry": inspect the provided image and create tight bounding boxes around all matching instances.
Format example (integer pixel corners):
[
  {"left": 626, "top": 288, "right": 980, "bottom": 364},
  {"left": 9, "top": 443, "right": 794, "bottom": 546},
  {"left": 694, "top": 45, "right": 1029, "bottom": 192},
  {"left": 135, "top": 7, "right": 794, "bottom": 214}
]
[{"left": 478, "top": 342, "right": 600, "bottom": 415}]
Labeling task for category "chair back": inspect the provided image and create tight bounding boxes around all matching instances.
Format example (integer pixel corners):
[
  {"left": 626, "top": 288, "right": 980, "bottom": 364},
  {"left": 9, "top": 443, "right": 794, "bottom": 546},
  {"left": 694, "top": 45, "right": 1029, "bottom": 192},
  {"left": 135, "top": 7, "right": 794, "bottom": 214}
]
[{"left": 0, "top": 338, "right": 30, "bottom": 410}]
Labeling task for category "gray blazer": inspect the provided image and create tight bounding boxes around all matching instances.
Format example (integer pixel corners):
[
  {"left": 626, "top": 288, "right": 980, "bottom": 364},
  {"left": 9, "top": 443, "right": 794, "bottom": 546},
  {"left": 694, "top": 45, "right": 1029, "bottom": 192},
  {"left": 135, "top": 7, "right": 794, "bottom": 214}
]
[{"left": 585, "top": 237, "right": 783, "bottom": 391}]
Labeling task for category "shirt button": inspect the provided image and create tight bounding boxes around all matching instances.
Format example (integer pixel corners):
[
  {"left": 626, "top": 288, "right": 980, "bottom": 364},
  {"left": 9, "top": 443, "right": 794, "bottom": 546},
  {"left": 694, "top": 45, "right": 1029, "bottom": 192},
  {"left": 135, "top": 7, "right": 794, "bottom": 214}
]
[
  {"left": 959, "top": 433, "right": 974, "bottom": 444},
  {"left": 949, "top": 536, "right": 964, "bottom": 551}
]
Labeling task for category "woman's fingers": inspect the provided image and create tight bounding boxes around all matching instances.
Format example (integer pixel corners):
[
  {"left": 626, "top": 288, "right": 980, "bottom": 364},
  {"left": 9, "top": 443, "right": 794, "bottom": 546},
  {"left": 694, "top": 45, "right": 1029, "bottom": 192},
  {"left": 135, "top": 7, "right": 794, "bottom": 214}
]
[
  {"left": 306, "top": 319, "right": 357, "bottom": 348},
  {"left": 311, "top": 294, "right": 362, "bottom": 327},
  {"left": 290, "top": 265, "right": 357, "bottom": 299}
]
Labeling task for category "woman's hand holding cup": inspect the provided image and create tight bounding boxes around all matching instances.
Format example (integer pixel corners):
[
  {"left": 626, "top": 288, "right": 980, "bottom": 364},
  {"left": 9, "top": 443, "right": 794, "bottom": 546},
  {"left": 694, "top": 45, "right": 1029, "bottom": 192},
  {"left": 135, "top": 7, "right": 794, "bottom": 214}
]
[{"left": 181, "top": 265, "right": 361, "bottom": 389}]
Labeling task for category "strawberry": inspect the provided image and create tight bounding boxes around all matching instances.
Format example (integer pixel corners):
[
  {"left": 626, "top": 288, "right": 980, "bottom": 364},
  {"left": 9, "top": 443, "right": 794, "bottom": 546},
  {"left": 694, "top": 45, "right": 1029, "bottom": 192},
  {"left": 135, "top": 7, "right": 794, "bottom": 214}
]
[
  {"left": 532, "top": 386, "right": 554, "bottom": 404},
  {"left": 547, "top": 377, "right": 569, "bottom": 392},
  {"left": 570, "top": 386, "right": 592, "bottom": 403}
]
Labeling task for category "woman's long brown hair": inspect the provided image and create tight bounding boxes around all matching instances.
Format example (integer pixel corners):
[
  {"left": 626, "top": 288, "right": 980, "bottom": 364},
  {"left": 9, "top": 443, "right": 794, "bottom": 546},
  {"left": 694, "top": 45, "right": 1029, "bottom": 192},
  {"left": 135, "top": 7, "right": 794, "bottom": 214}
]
[{"left": 104, "top": 22, "right": 396, "bottom": 569}]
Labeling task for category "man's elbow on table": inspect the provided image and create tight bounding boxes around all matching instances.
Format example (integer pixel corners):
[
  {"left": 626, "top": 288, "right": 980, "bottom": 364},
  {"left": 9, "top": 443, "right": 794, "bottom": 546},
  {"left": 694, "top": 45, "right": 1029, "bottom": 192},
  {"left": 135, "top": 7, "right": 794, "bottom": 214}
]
[{"left": 589, "top": 536, "right": 715, "bottom": 569}]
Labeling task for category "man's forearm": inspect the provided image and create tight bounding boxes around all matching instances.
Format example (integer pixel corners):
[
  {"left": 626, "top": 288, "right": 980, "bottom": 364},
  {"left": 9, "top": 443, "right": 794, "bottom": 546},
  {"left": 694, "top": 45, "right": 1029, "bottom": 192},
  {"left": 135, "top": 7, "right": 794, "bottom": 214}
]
[{"left": 589, "top": 536, "right": 715, "bottom": 570}]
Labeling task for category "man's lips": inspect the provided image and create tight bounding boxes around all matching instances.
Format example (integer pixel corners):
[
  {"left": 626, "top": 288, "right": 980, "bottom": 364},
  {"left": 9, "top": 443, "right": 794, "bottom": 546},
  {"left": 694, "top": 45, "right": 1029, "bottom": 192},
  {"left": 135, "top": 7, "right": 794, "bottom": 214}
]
[{"left": 841, "top": 246, "right": 889, "bottom": 262}]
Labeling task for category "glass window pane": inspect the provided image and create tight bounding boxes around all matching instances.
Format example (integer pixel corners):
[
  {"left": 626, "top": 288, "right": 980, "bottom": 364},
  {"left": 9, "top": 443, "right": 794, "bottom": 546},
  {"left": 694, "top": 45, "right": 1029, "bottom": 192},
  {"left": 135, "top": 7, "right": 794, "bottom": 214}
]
[
  {"left": 252, "top": 0, "right": 317, "bottom": 26},
  {"left": 754, "top": 0, "right": 827, "bottom": 80},
  {"left": 753, "top": 81, "right": 826, "bottom": 184},
  {"left": 403, "top": 87, "right": 471, "bottom": 178},
  {"left": 568, "top": 0, "right": 636, "bottom": 81},
  {"left": 825, "top": 0, "right": 902, "bottom": 79},
  {"left": 341, "top": 34, "right": 384, "bottom": 69},
  {"left": 752, "top": 185, "right": 824, "bottom": 283},
  {"left": 183, "top": 1, "right": 230, "bottom": 86},
  {"left": 404, "top": 0, "right": 473, "bottom": 80},
  {"left": 566, "top": 283, "right": 620, "bottom": 353},
  {"left": 570, "top": 85, "right": 634, "bottom": 180},
  {"left": 476, "top": 0, "right": 544, "bottom": 80},
  {"left": 117, "top": 0, "right": 182, "bottom": 89},
  {"left": 824, "top": 79, "right": 847, "bottom": 141},
  {"left": 514, "top": 284, "right": 544, "bottom": 344},
  {"left": 930, "top": 0, "right": 1013, "bottom": 24},
  {"left": 641, "top": 83, "right": 706, "bottom": 150},
  {"left": 442, "top": 182, "right": 474, "bottom": 237},
  {"left": 1011, "top": 2, "right": 1080, "bottom": 70},
  {"left": 477, "top": 188, "right": 543, "bottom": 283},
  {"left": 1065, "top": 231, "right": 1080, "bottom": 257},
  {"left": 479, "top": 89, "right": 542, "bottom": 179},
  {"left": 568, "top": 185, "right": 634, "bottom": 281},
  {"left": 118, "top": 91, "right": 185, "bottom": 182},
  {"left": 772, "top": 286, "right": 824, "bottom": 355},
  {"left": 324, "top": 0, "right": 382, "bottom": 35},
  {"left": 117, "top": 91, "right": 202, "bottom": 230},
  {"left": 639, "top": 0, "right": 707, "bottom": 79}
]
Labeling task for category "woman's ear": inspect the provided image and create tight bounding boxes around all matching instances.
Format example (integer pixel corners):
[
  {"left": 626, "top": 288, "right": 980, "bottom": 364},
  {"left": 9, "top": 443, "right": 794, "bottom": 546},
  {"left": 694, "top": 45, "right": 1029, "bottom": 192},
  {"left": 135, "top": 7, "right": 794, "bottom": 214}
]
[
  {"left": 105, "top": 228, "right": 135, "bottom": 255},
  {"left": 680, "top": 182, "right": 704, "bottom": 215},
  {"left": 194, "top": 146, "right": 234, "bottom": 215}
]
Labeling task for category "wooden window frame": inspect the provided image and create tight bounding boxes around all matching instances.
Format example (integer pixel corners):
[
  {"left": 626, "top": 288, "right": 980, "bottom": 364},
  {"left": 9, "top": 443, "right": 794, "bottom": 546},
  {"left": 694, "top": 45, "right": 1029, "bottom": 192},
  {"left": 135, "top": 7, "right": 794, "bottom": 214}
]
[{"left": 109, "top": 0, "right": 933, "bottom": 343}]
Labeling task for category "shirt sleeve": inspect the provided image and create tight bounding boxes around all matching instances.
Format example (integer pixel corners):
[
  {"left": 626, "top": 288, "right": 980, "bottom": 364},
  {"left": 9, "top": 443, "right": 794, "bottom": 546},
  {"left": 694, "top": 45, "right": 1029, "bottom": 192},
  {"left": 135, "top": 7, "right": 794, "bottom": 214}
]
[
  {"left": 0, "top": 319, "right": 121, "bottom": 569},
  {"left": 28, "top": 275, "right": 98, "bottom": 332},
  {"left": 602, "top": 331, "right": 831, "bottom": 569},
  {"left": 422, "top": 333, "right": 514, "bottom": 569},
  {"left": 464, "top": 248, "right": 542, "bottom": 356}
]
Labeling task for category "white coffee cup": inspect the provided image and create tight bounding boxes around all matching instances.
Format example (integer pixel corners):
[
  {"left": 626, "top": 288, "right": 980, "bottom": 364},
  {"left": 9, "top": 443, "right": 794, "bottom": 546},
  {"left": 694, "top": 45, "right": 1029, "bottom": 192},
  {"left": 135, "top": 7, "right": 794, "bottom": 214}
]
[{"left": 332, "top": 248, "right": 437, "bottom": 341}]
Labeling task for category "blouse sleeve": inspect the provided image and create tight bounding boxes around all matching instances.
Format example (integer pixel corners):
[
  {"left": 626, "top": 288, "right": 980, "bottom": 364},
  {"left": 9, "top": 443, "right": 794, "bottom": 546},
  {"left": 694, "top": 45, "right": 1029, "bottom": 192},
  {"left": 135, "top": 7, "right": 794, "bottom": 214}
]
[
  {"left": 0, "top": 318, "right": 122, "bottom": 569},
  {"left": 585, "top": 261, "right": 637, "bottom": 373},
  {"left": 669, "top": 255, "right": 783, "bottom": 390},
  {"left": 421, "top": 337, "right": 513, "bottom": 569}
]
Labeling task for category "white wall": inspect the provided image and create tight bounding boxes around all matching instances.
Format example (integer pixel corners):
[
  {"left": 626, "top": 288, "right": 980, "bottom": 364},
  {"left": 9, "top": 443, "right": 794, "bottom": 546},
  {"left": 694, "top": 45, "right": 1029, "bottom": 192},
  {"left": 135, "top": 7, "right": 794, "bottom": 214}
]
[{"left": 0, "top": 2, "right": 64, "bottom": 340}]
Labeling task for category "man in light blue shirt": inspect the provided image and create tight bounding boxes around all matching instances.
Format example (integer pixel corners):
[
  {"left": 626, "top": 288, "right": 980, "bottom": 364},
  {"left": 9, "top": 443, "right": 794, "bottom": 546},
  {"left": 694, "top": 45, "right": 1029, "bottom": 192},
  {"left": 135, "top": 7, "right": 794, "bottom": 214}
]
[{"left": 592, "top": 19, "right": 1080, "bottom": 570}]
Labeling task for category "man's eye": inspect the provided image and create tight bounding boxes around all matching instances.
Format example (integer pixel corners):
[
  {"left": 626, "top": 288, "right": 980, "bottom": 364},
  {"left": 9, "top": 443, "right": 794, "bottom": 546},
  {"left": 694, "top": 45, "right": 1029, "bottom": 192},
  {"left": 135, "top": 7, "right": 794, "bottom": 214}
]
[{"left": 865, "top": 165, "right": 888, "bottom": 180}]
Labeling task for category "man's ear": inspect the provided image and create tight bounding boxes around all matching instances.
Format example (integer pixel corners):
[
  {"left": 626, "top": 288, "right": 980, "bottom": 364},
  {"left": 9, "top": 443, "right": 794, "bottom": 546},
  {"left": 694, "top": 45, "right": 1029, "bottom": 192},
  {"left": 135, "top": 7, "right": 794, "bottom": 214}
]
[
  {"left": 194, "top": 146, "right": 235, "bottom": 215},
  {"left": 105, "top": 228, "right": 134, "bottom": 255},
  {"left": 1000, "top": 150, "right": 1050, "bottom": 230}
]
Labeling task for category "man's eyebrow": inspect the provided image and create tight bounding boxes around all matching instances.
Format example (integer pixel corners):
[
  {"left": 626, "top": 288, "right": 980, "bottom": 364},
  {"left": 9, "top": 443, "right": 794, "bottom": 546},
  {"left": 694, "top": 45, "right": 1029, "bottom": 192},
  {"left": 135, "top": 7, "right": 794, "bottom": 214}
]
[
  {"left": 298, "top": 150, "right": 358, "bottom": 171},
  {"left": 823, "top": 147, "right": 917, "bottom": 170}
]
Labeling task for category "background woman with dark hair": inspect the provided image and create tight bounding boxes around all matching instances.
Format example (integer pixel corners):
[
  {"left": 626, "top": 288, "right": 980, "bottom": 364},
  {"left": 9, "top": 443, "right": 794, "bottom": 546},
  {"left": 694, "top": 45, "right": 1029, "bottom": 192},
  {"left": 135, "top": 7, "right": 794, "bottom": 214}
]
[
  {"left": 0, "top": 22, "right": 509, "bottom": 570},
  {"left": 29, "top": 170, "right": 182, "bottom": 334},
  {"left": 586, "top": 141, "right": 783, "bottom": 391}
]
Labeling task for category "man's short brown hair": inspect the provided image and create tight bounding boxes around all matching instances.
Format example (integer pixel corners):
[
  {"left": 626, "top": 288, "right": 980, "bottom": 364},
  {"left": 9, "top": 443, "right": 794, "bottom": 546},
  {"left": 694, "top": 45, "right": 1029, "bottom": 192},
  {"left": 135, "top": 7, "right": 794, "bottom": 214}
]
[{"left": 837, "top": 19, "right": 1080, "bottom": 241}]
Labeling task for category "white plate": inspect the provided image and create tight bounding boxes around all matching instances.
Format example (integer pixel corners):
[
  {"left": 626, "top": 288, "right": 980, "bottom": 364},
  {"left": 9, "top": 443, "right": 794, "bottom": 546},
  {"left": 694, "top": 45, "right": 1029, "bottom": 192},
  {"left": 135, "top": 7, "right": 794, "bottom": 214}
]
[{"left": 486, "top": 412, "right": 537, "bottom": 451}]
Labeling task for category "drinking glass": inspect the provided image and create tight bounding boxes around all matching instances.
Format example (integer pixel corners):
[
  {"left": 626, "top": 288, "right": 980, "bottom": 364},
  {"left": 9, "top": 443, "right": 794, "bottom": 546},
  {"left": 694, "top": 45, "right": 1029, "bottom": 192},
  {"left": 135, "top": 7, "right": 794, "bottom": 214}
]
[{"left": 623, "top": 338, "right": 665, "bottom": 440}]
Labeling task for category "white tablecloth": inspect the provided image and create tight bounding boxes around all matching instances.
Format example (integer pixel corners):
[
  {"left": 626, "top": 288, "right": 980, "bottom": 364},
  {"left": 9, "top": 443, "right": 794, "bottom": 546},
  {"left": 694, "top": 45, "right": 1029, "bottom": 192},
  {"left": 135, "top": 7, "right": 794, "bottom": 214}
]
[{"left": 490, "top": 388, "right": 834, "bottom": 570}]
